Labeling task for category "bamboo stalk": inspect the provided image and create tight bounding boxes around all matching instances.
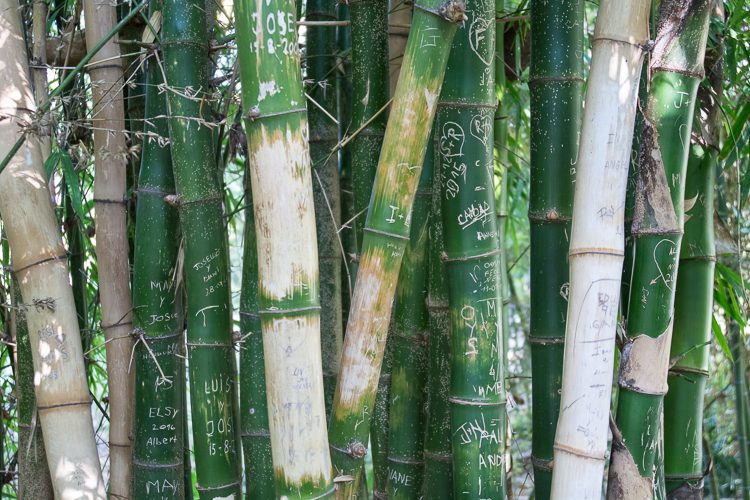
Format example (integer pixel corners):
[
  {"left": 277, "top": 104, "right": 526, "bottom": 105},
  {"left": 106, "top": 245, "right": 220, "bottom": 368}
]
[
  {"left": 385, "top": 161, "right": 431, "bottom": 498},
  {"left": 306, "top": 0, "right": 344, "bottom": 415},
  {"left": 327, "top": 0, "right": 465, "bottom": 495},
  {"left": 239, "top": 172, "right": 275, "bottom": 499},
  {"left": 663, "top": 6, "right": 723, "bottom": 492},
  {"left": 161, "top": 1, "right": 242, "bottom": 497},
  {"left": 609, "top": 2, "right": 712, "bottom": 496},
  {"left": 82, "top": 1, "right": 135, "bottom": 494},
  {"left": 0, "top": 2, "right": 105, "bottom": 497},
  {"left": 132, "top": 2, "right": 187, "bottom": 496},
  {"left": 422, "top": 141, "right": 453, "bottom": 499},
  {"left": 235, "top": 0, "right": 335, "bottom": 495},
  {"left": 549, "top": 1, "right": 650, "bottom": 497},
  {"left": 348, "top": 0, "right": 391, "bottom": 492},
  {"left": 13, "top": 278, "right": 54, "bottom": 500},
  {"left": 527, "top": 2, "right": 583, "bottom": 498},
  {"left": 435, "top": 0, "right": 504, "bottom": 493},
  {"left": 31, "top": 0, "right": 50, "bottom": 155}
]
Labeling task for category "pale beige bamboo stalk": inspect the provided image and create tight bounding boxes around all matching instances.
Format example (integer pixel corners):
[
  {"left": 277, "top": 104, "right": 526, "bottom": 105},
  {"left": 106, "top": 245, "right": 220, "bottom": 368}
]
[
  {"left": 550, "top": 1, "right": 650, "bottom": 498},
  {"left": 31, "top": 0, "right": 50, "bottom": 156},
  {"left": 387, "top": 0, "right": 411, "bottom": 95},
  {"left": 0, "top": 2, "right": 106, "bottom": 498},
  {"left": 83, "top": 1, "right": 134, "bottom": 497}
]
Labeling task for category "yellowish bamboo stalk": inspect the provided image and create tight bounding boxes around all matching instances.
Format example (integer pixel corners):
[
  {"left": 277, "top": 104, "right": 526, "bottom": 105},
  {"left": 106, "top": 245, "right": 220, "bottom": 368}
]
[
  {"left": 83, "top": 1, "right": 135, "bottom": 496},
  {"left": 0, "top": 2, "right": 105, "bottom": 498}
]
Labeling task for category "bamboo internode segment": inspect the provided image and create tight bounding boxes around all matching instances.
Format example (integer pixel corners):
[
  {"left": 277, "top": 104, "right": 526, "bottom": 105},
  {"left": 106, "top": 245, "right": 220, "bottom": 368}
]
[
  {"left": 385, "top": 161, "right": 431, "bottom": 498},
  {"left": 236, "top": 0, "right": 334, "bottom": 495},
  {"left": 550, "top": 1, "right": 650, "bottom": 498},
  {"left": 327, "top": 0, "right": 464, "bottom": 496},
  {"left": 162, "top": 1, "right": 242, "bottom": 497},
  {"left": 610, "top": 1, "right": 712, "bottom": 497},
  {"left": 0, "top": 2, "right": 105, "bottom": 497},
  {"left": 528, "top": 2, "right": 584, "bottom": 498},
  {"left": 422, "top": 160, "right": 454, "bottom": 498},
  {"left": 83, "top": 0, "right": 135, "bottom": 494}
]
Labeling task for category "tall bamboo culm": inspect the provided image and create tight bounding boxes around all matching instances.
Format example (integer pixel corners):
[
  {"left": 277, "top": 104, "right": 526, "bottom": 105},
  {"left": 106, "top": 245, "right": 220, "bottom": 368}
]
[
  {"left": 306, "top": 0, "right": 344, "bottom": 414},
  {"left": 609, "top": 2, "right": 712, "bottom": 497},
  {"left": 385, "top": 160, "right": 431, "bottom": 498},
  {"left": 235, "top": 0, "right": 335, "bottom": 496},
  {"left": 132, "top": 3, "right": 186, "bottom": 497},
  {"left": 349, "top": 0, "right": 391, "bottom": 492},
  {"left": 527, "top": 2, "right": 583, "bottom": 497},
  {"left": 422, "top": 141, "right": 453, "bottom": 499},
  {"left": 161, "top": 1, "right": 241, "bottom": 496},
  {"left": 549, "top": 1, "right": 650, "bottom": 498},
  {"left": 435, "top": 0, "right": 504, "bottom": 494},
  {"left": 239, "top": 173, "right": 275, "bottom": 498},
  {"left": 83, "top": 1, "right": 135, "bottom": 494},
  {"left": 0, "top": 2, "right": 105, "bottom": 496},
  {"left": 327, "top": 0, "right": 465, "bottom": 495},
  {"left": 662, "top": 2, "right": 723, "bottom": 495}
]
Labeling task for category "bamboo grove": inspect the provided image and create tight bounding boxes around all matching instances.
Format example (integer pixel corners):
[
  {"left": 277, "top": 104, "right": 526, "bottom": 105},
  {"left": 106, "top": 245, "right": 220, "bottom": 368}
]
[{"left": 0, "top": 0, "right": 750, "bottom": 499}]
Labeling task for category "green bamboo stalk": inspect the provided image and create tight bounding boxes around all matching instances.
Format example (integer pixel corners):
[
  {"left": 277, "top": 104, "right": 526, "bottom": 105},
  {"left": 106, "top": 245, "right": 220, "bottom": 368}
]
[
  {"left": 435, "top": 0, "right": 503, "bottom": 494},
  {"left": 372, "top": 342, "right": 392, "bottom": 499},
  {"left": 422, "top": 140, "right": 453, "bottom": 499},
  {"left": 62, "top": 185, "right": 90, "bottom": 362},
  {"left": 370, "top": 0, "right": 393, "bottom": 474},
  {"left": 349, "top": 0, "right": 389, "bottom": 249},
  {"left": 239, "top": 172, "right": 275, "bottom": 499},
  {"left": 132, "top": 2, "right": 187, "bottom": 496},
  {"left": 161, "top": 1, "right": 241, "bottom": 497},
  {"left": 336, "top": 0, "right": 357, "bottom": 330},
  {"left": 13, "top": 278, "right": 54, "bottom": 500},
  {"left": 608, "top": 2, "right": 712, "bottom": 497},
  {"left": 306, "top": 0, "right": 344, "bottom": 415},
  {"left": 385, "top": 161, "right": 431, "bottom": 499},
  {"left": 328, "top": 0, "right": 465, "bottom": 495},
  {"left": 235, "top": 0, "right": 334, "bottom": 495},
  {"left": 663, "top": 6, "right": 723, "bottom": 494},
  {"left": 527, "top": 2, "right": 583, "bottom": 498}
]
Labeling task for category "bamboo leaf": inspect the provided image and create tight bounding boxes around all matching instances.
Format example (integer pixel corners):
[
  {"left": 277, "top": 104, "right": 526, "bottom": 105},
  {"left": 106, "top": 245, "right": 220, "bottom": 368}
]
[
  {"left": 44, "top": 150, "right": 59, "bottom": 179},
  {"left": 719, "top": 100, "right": 750, "bottom": 161},
  {"left": 59, "top": 151, "right": 85, "bottom": 220},
  {"left": 711, "top": 314, "right": 734, "bottom": 362}
]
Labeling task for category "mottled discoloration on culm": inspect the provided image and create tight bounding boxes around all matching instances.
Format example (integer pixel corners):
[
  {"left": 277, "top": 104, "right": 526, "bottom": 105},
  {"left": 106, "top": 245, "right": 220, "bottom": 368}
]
[
  {"left": 248, "top": 122, "right": 319, "bottom": 303},
  {"left": 607, "top": 440, "right": 653, "bottom": 499},
  {"left": 651, "top": 0, "right": 711, "bottom": 76},
  {"left": 632, "top": 121, "right": 680, "bottom": 235}
]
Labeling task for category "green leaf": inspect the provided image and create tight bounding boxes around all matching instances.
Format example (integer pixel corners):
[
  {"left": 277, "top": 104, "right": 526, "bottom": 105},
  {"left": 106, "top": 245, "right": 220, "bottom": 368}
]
[
  {"left": 59, "top": 151, "right": 85, "bottom": 220},
  {"left": 711, "top": 314, "right": 734, "bottom": 363},
  {"left": 44, "top": 151, "right": 60, "bottom": 180},
  {"left": 720, "top": 100, "right": 750, "bottom": 162}
]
